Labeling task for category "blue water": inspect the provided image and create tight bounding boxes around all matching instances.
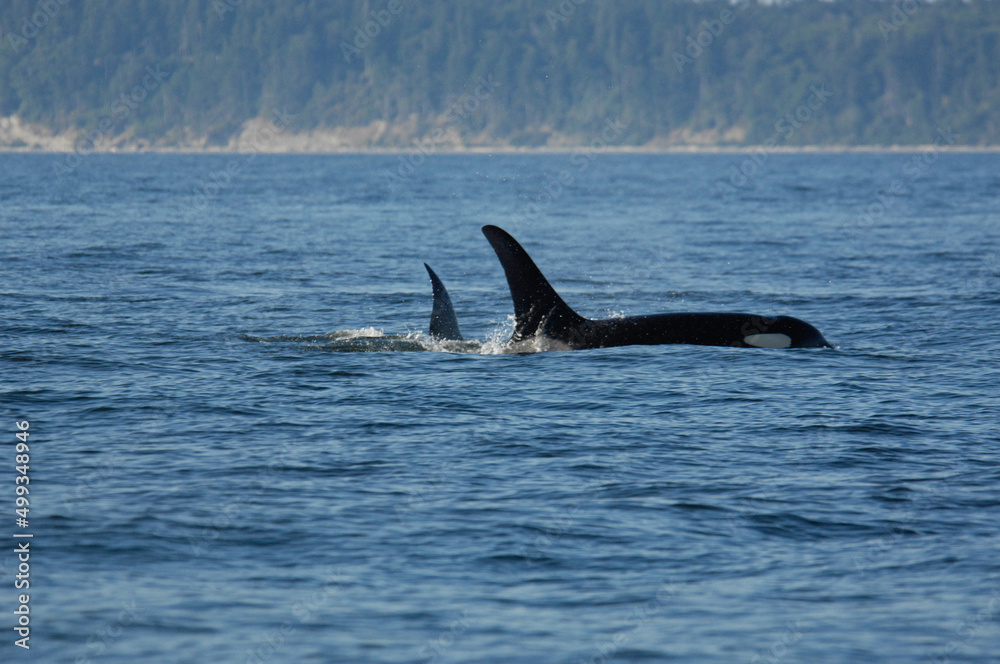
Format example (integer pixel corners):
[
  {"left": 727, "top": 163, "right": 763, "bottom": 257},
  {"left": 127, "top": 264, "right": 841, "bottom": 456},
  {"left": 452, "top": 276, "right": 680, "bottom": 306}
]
[{"left": 2, "top": 152, "right": 999, "bottom": 663}]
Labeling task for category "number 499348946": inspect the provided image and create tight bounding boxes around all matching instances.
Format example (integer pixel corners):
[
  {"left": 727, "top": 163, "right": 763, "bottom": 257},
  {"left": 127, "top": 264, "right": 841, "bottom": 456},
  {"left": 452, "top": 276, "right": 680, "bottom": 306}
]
[{"left": 15, "top": 422, "right": 30, "bottom": 519}]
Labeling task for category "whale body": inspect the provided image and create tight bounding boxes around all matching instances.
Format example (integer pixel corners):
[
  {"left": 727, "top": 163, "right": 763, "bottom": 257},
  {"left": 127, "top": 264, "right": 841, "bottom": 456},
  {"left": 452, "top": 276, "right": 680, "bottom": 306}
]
[{"left": 481, "top": 225, "right": 830, "bottom": 351}]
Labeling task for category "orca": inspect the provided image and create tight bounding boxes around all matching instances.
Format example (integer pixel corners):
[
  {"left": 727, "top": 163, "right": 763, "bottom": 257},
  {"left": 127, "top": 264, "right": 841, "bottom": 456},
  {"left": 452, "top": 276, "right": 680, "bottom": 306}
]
[
  {"left": 424, "top": 263, "right": 463, "bottom": 341},
  {"left": 481, "top": 225, "right": 831, "bottom": 351}
]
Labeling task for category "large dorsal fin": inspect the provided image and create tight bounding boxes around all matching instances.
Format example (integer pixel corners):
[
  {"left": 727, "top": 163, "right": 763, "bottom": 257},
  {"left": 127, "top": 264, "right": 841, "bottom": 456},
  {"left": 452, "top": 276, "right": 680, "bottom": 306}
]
[
  {"left": 424, "top": 264, "right": 463, "bottom": 340},
  {"left": 481, "top": 225, "right": 587, "bottom": 342}
]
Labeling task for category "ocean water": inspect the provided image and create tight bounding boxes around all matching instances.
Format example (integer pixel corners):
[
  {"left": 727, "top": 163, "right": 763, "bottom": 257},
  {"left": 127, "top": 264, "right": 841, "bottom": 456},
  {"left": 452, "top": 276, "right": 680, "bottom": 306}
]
[{"left": 2, "top": 152, "right": 999, "bottom": 663}]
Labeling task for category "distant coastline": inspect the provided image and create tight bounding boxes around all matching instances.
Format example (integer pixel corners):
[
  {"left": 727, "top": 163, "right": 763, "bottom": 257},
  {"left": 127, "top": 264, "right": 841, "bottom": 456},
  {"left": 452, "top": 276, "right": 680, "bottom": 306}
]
[
  {"left": 3, "top": 144, "right": 997, "bottom": 155},
  {"left": 4, "top": 2, "right": 999, "bottom": 156},
  {"left": 2, "top": 116, "right": 998, "bottom": 155}
]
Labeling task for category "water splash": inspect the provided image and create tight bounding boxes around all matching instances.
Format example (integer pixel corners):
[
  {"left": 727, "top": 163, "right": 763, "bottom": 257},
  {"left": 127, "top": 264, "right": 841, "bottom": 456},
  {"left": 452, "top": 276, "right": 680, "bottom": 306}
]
[{"left": 243, "top": 328, "right": 485, "bottom": 354}]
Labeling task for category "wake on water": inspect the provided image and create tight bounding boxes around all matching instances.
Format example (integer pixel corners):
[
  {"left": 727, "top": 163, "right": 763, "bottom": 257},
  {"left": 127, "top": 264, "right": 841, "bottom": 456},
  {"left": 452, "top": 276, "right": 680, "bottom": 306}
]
[{"left": 241, "top": 319, "right": 517, "bottom": 355}]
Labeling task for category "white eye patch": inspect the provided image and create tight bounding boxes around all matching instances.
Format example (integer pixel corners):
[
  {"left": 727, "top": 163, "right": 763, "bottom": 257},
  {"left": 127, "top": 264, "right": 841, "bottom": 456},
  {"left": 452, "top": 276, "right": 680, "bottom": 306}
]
[{"left": 743, "top": 333, "right": 792, "bottom": 349}]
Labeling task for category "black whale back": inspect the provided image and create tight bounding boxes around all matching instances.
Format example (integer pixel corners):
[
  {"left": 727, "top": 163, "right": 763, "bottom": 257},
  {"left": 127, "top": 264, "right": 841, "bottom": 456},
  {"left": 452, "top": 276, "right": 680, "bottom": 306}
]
[
  {"left": 587, "top": 313, "right": 829, "bottom": 349},
  {"left": 482, "top": 225, "right": 830, "bottom": 350}
]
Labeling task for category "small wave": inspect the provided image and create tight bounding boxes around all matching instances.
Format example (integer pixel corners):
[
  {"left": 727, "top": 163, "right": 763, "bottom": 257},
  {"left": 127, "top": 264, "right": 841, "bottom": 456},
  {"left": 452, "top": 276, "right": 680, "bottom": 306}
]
[
  {"left": 243, "top": 328, "right": 487, "bottom": 354},
  {"left": 242, "top": 328, "right": 386, "bottom": 344},
  {"left": 746, "top": 512, "right": 873, "bottom": 541},
  {"left": 240, "top": 316, "right": 525, "bottom": 355},
  {"left": 503, "top": 335, "right": 574, "bottom": 353},
  {"left": 324, "top": 327, "right": 385, "bottom": 341}
]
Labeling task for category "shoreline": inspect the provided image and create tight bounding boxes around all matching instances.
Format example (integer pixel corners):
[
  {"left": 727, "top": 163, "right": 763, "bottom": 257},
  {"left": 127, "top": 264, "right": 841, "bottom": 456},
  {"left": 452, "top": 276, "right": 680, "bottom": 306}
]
[
  {"left": 2, "top": 144, "right": 999, "bottom": 155},
  {"left": 2, "top": 116, "right": 998, "bottom": 155}
]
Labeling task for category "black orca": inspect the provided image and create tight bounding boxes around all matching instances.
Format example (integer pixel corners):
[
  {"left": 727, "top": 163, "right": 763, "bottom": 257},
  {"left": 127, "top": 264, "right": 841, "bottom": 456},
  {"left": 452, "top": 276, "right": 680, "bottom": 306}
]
[
  {"left": 424, "top": 263, "right": 463, "bottom": 341},
  {"left": 481, "top": 225, "right": 831, "bottom": 350}
]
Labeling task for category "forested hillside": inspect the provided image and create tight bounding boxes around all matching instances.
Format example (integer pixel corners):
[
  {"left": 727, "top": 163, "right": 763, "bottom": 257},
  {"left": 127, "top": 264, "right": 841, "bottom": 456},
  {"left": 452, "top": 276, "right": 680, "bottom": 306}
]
[{"left": 1, "top": 0, "right": 998, "bottom": 148}]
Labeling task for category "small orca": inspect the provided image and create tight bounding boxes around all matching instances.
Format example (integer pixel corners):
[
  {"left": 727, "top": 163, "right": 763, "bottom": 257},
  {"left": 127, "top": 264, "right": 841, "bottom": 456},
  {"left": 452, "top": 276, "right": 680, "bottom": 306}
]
[
  {"left": 481, "top": 225, "right": 831, "bottom": 351},
  {"left": 424, "top": 263, "right": 463, "bottom": 341}
]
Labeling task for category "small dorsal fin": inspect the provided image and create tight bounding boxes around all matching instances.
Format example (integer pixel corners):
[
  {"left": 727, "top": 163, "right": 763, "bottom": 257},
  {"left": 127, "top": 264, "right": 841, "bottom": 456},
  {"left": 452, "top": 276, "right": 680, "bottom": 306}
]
[
  {"left": 424, "top": 264, "right": 463, "bottom": 341},
  {"left": 481, "top": 225, "right": 587, "bottom": 343}
]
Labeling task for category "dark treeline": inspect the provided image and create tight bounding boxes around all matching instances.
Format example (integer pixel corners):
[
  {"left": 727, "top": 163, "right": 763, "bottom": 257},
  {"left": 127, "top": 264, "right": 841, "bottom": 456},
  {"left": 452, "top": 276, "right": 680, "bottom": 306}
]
[{"left": 1, "top": 0, "right": 998, "bottom": 146}]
